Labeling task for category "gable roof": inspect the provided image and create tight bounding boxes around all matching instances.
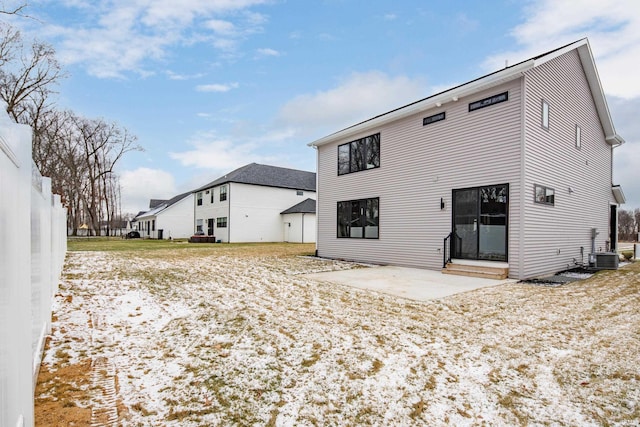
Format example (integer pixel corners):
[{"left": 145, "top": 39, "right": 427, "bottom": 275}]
[
  {"left": 308, "top": 38, "right": 624, "bottom": 148},
  {"left": 136, "top": 191, "right": 193, "bottom": 219},
  {"left": 195, "top": 163, "right": 316, "bottom": 192},
  {"left": 280, "top": 198, "right": 316, "bottom": 214}
]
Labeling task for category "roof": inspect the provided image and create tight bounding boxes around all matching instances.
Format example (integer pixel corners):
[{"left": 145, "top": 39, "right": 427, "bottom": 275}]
[
  {"left": 149, "top": 199, "right": 167, "bottom": 209},
  {"left": 195, "top": 163, "right": 316, "bottom": 192},
  {"left": 280, "top": 198, "right": 316, "bottom": 214},
  {"left": 308, "top": 38, "right": 624, "bottom": 148},
  {"left": 135, "top": 191, "right": 193, "bottom": 219}
]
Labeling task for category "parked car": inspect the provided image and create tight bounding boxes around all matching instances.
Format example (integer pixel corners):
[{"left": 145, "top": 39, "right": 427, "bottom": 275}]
[{"left": 126, "top": 230, "right": 140, "bottom": 239}]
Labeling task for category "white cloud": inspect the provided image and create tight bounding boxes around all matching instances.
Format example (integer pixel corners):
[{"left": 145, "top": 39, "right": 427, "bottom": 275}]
[
  {"left": 256, "top": 48, "right": 281, "bottom": 57},
  {"left": 119, "top": 167, "right": 178, "bottom": 214},
  {"left": 196, "top": 82, "right": 239, "bottom": 92},
  {"left": 30, "top": 0, "right": 268, "bottom": 78},
  {"left": 168, "top": 128, "right": 293, "bottom": 172},
  {"left": 166, "top": 70, "right": 206, "bottom": 80},
  {"left": 205, "top": 19, "right": 237, "bottom": 36},
  {"left": 484, "top": 0, "right": 640, "bottom": 99},
  {"left": 277, "top": 71, "right": 426, "bottom": 134}
]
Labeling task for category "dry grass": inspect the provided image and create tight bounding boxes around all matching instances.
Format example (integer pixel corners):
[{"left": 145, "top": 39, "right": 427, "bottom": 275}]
[{"left": 35, "top": 242, "right": 640, "bottom": 426}]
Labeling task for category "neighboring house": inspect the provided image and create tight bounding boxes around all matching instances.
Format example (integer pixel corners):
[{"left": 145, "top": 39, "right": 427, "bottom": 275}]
[
  {"left": 308, "top": 39, "right": 625, "bottom": 280},
  {"left": 193, "top": 163, "right": 316, "bottom": 243},
  {"left": 281, "top": 198, "right": 316, "bottom": 243},
  {"left": 135, "top": 192, "right": 194, "bottom": 239}
]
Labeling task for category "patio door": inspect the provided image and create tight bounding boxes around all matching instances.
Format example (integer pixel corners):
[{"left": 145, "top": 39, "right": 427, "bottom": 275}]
[{"left": 452, "top": 184, "right": 508, "bottom": 261}]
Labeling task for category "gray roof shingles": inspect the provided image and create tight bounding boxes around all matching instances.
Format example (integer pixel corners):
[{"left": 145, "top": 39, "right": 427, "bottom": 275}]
[
  {"left": 280, "top": 198, "right": 316, "bottom": 214},
  {"left": 195, "top": 163, "right": 316, "bottom": 192}
]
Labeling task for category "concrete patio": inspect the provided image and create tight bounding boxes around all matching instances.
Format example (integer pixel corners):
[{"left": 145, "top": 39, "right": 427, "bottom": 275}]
[{"left": 304, "top": 265, "right": 516, "bottom": 302}]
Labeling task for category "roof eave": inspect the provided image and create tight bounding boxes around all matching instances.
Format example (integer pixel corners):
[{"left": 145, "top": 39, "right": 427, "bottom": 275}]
[
  {"left": 612, "top": 185, "right": 626, "bottom": 205},
  {"left": 308, "top": 60, "right": 534, "bottom": 148}
]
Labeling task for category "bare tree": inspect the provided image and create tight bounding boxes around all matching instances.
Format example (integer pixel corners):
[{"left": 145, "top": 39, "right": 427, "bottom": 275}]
[
  {"left": 0, "top": 22, "right": 64, "bottom": 122},
  {"left": 618, "top": 209, "right": 635, "bottom": 242},
  {"left": 0, "top": 1, "right": 28, "bottom": 16}
]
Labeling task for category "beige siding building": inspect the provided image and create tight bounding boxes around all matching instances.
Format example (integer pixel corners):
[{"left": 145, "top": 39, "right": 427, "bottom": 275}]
[{"left": 309, "top": 39, "right": 625, "bottom": 280}]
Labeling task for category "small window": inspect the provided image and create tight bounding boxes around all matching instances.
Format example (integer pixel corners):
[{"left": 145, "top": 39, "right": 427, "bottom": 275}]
[
  {"left": 220, "top": 185, "right": 227, "bottom": 201},
  {"left": 541, "top": 100, "right": 549, "bottom": 130},
  {"left": 575, "top": 125, "right": 581, "bottom": 149},
  {"left": 337, "top": 133, "right": 380, "bottom": 175},
  {"left": 337, "top": 198, "right": 379, "bottom": 239},
  {"left": 296, "top": 190, "right": 304, "bottom": 196},
  {"left": 210, "top": 190, "right": 214, "bottom": 203},
  {"left": 196, "top": 191, "right": 203, "bottom": 206},
  {"left": 152, "top": 220, "right": 155, "bottom": 231},
  {"left": 534, "top": 184, "right": 555, "bottom": 206},
  {"left": 216, "top": 217, "right": 228, "bottom": 228}
]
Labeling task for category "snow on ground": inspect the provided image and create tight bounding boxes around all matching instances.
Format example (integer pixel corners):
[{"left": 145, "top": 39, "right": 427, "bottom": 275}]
[{"left": 38, "top": 246, "right": 640, "bottom": 426}]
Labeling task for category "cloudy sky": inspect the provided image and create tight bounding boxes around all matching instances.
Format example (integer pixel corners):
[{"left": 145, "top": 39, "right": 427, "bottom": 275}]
[{"left": 5, "top": 0, "right": 639, "bottom": 213}]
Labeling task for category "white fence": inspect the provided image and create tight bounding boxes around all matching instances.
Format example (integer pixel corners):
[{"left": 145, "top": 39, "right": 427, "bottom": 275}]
[{"left": 1, "top": 110, "right": 67, "bottom": 427}]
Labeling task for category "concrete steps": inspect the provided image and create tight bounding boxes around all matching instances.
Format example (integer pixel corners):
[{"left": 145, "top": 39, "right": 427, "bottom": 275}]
[{"left": 442, "top": 263, "right": 509, "bottom": 280}]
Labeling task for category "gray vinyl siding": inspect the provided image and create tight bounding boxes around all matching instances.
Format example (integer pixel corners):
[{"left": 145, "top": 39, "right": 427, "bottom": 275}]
[
  {"left": 317, "top": 80, "right": 523, "bottom": 275},
  {"left": 521, "top": 50, "right": 613, "bottom": 278}
]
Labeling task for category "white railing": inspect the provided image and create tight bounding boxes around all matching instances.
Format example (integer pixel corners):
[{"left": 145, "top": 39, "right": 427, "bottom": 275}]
[{"left": 0, "top": 108, "right": 67, "bottom": 427}]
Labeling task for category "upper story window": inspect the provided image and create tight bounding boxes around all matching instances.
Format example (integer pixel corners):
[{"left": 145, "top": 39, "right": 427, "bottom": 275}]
[
  {"left": 534, "top": 184, "right": 555, "bottom": 206},
  {"left": 210, "top": 189, "right": 214, "bottom": 203},
  {"left": 468, "top": 91, "right": 508, "bottom": 112},
  {"left": 338, "top": 133, "right": 380, "bottom": 175},
  {"left": 296, "top": 190, "right": 304, "bottom": 196},
  {"left": 575, "top": 125, "right": 581, "bottom": 149},
  {"left": 196, "top": 192, "right": 203, "bottom": 206},
  {"left": 220, "top": 185, "right": 228, "bottom": 201},
  {"left": 541, "top": 100, "right": 550, "bottom": 130}
]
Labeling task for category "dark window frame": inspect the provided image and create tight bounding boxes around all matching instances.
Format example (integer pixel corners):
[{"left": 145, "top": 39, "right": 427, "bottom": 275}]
[
  {"left": 468, "top": 91, "right": 509, "bottom": 112},
  {"left": 196, "top": 191, "right": 203, "bottom": 206},
  {"left": 337, "top": 133, "right": 380, "bottom": 176},
  {"left": 336, "top": 197, "right": 379, "bottom": 239},
  {"left": 423, "top": 111, "right": 446, "bottom": 126},
  {"left": 534, "top": 184, "right": 555, "bottom": 206},
  {"left": 220, "top": 185, "right": 228, "bottom": 202},
  {"left": 216, "top": 217, "right": 228, "bottom": 228}
]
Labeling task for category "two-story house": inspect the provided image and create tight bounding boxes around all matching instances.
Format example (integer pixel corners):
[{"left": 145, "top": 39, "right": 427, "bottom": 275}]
[
  {"left": 308, "top": 39, "right": 625, "bottom": 280},
  {"left": 193, "top": 163, "right": 316, "bottom": 243}
]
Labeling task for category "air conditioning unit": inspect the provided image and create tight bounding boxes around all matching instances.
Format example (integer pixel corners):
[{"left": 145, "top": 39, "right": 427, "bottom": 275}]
[{"left": 592, "top": 252, "right": 619, "bottom": 270}]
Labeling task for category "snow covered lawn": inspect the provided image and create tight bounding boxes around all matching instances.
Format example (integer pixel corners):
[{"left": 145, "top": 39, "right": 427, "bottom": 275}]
[{"left": 36, "top": 243, "right": 640, "bottom": 426}]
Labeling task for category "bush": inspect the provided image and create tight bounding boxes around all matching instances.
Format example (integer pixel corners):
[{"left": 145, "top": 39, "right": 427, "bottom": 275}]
[{"left": 621, "top": 250, "right": 634, "bottom": 260}]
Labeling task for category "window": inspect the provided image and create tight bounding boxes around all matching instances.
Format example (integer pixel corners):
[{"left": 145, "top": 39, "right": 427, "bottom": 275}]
[
  {"left": 337, "top": 133, "right": 380, "bottom": 175},
  {"left": 468, "top": 91, "right": 508, "bottom": 112},
  {"left": 152, "top": 220, "right": 155, "bottom": 231},
  {"left": 216, "top": 217, "right": 228, "bottom": 228},
  {"left": 296, "top": 190, "right": 304, "bottom": 196},
  {"left": 541, "top": 100, "right": 549, "bottom": 130},
  {"left": 220, "top": 185, "right": 228, "bottom": 201},
  {"left": 337, "top": 198, "right": 379, "bottom": 238},
  {"left": 534, "top": 184, "right": 555, "bottom": 205},
  {"left": 196, "top": 219, "right": 203, "bottom": 233},
  {"left": 196, "top": 191, "right": 203, "bottom": 206},
  {"left": 210, "top": 190, "right": 214, "bottom": 203},
  {"left": 575, "top": 125, "right": 581, "bottom": 149}
]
